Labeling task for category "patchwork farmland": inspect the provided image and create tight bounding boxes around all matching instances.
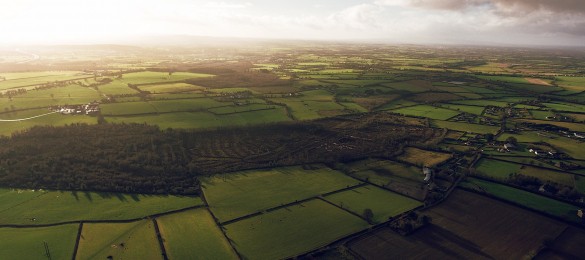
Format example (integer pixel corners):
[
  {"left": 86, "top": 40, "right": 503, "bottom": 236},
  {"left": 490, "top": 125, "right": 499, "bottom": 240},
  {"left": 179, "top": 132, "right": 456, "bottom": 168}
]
[{"left": 1, "top": 44, "right": 585, "bottom": 258}]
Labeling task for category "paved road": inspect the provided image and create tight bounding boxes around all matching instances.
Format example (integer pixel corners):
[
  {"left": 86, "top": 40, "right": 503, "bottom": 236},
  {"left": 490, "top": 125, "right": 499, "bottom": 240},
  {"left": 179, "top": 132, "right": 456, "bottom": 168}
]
[{"left": 0, "top": 111, "right": 57, "bottom": 122}]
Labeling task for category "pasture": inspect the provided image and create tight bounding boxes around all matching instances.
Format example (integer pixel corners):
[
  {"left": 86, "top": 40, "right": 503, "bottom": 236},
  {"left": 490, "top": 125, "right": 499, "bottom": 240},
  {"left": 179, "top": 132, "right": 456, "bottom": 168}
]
[
  {"left": 138, "top": 83, "right": 205, "bottom": 93},
  {"left": 0, "top": 188, "right": 202, "bottom": 225},
  {"left": 76, "top": 220, "right": 162, "bottom": 260},
  {"left": 0, "top": 112, "right": 96, "bottom": 136},
  {"left": 392, "top": 105, "right": 460, "bottom": 120},
  {"left": 105, "top": 108, "right": 291, "bottom": 130},
  {"left": 475, "top": 159, "right": 522, "bottom": 179},
  {"left": 397, "top": 147, "right": 452, "bottom": 167},
  {"left": 324, "top": 185, "right": 422, "bottom": 223},
  {"left": 461, "top": 178, "right": 580, "bottom": 222},
  {"left": 157, "top": 209, "right": 238, "bottom": 260},
  {"left": 432, "top": 120, "right": 499, "bottom": 134},
  {"left": 224, "top": 199, "right": 369, "bottom": 259},
  {"left": 0, "top": 224, "right": 78, "bottom": 260},
  {"left": 201, "top": 165, "right": 362, "bottom": 222}
]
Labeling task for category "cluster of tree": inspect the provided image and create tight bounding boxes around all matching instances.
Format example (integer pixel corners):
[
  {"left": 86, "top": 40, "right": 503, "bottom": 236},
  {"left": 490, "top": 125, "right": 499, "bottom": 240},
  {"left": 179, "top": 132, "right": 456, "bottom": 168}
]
[
  {"left": 389, "top": 211, "right": 432, "bottom": 235},
  {"left": 0, "top": 112, "right": 438, "bottom": 195}
]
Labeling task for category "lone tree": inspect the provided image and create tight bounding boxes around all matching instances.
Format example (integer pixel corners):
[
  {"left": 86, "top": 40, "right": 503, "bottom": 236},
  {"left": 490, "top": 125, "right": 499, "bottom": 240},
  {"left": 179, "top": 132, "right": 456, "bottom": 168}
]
[
  {"left": 363, "top": 208, "right": 374, "bottom": 224},
  {"left": 506, "top": 136, "right": 518, "bottom": 145}
]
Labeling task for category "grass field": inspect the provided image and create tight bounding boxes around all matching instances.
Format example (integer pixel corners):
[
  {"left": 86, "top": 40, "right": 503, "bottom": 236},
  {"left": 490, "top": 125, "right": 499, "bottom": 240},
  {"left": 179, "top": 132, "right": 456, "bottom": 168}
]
[
  {"left": 138, "top": 83, "right": 205, "bottom": 93},
  {"left": 432, "top": 120, "right": 499, "bottom": 134},
  {"left": 0, "top": 188, "right": 202, "bottom": 225},
  {"left": 451, "top": 99, "right": 510, "bottom": 107},
  {"left": 555, "top": 76, "right": 585, "bottom": 92},
  {"left": 519, "top": 166, "right": 575, "bottom": 187},
  {"left": 224, "top": 199, "right": 369, "bottom": 259},
  {"left": 475, "top": 159, "right": 522, "bottom": 179},
  {"left": 324, "top": 185, "right": 422, "bottom": 223},
  {"left": 397, "top": 147, "right": 451, "bottom": 167},
  {"left": 0, "top": 224, "right": 78, "bottom": 260},
  {"left": 516, "top": 119, "right": 585, "bottom": 132},
  {"left": 105, "top": 109, "right": 291, "bottom": 130},
  {"left": 461, "top": 178, "right": 580, "bottom": 222},
  {"left": 149, "top": 98, "right": 227, "bottom": 112},
  {"left": 157, "top": 209, "right": 238, "bottom": 260},
  {"left": 350, "top": 189, "right": 567, "bottom": 259},
  {"left": 202, "top": 165, "right": 362, "bottom": 222},
  {"left": 0, "top": 112, "right": 96, "bottom": 136},
  {"left": 0, "top": 71, "right": 91, "bottom": 90},
  {"left": 1, "top": 85, "right": 102, "bottom": 111},
  {"left": 100, "top": 101, "right": 157, "bottom": 115},
  {"left": 392, "top": 105, "right": 460, "bottom": 120},
  {"left": 438, "top": 103, "right": 485, "bottom": 115},
  {"left": 76, "top": 220, "right": 162, "bottom": 260},
  {"left": 543, "top": 102, "right": 585, "bottom": 113}
]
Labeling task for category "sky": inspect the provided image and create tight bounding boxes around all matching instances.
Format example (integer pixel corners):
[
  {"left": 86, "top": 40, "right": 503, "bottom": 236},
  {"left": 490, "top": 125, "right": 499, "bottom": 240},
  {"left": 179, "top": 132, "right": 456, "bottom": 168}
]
[{"left": 0, "top": 0, "right": 584, "bottom": 46}]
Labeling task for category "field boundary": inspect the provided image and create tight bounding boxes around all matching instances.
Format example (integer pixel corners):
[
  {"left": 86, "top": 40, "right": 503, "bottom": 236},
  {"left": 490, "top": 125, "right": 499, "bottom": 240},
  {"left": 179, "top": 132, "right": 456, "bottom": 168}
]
[
  {"left": 0, "top": 204, "right": 206, "bottom": 228},
  {"left": 152, "top": 218, "right": 169, "bottom": 260},
  {"left": 71, "top": 222, "right": 83, "bottom": 260}
]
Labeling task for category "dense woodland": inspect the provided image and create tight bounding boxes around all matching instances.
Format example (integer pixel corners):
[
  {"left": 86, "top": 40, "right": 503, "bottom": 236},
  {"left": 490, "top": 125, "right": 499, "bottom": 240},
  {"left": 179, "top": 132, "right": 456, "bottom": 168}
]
[{"left": 0, "top": 112, "right": 438, "bottom": 195}]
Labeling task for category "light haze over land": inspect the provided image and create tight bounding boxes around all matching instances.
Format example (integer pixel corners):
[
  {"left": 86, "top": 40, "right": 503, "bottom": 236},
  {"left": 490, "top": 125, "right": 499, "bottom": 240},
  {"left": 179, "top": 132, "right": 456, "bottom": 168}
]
[{"left": 1, "top": 0, "right": 584, "bottom": 46}]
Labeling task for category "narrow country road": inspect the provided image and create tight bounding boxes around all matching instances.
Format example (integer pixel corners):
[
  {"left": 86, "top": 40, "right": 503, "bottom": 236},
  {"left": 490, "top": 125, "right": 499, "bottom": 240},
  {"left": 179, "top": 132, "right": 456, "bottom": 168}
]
[{"left": 0, "top": 111, "right": 57, "bottom": 122}]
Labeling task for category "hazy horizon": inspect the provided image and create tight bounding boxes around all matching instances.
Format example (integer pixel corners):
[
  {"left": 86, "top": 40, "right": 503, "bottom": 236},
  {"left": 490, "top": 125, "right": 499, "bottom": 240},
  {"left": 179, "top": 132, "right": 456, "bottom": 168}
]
[{"left": 1, "top": 0, "right": 584, "bottom": 47}]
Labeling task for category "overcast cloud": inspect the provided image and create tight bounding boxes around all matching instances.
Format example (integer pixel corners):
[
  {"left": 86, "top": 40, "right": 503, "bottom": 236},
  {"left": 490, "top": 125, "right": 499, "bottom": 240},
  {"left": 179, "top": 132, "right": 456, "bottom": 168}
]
[{"left": 0, "top": 0, "right": 583, "bottom": 46}]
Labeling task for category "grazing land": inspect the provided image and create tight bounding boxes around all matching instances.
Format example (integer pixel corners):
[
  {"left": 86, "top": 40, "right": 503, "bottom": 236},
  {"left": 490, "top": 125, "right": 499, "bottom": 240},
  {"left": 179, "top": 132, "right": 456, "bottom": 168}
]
[
  {"left": 1, "top": 44, "right": 585, "bottom": 258},
  {"left": 202, "top": 165, "right": 362, "bottom": 222},
  {"left": 76, "top": 220, "right": 162, "bottom": 260},
  {"left": 323, "top": 185, "right": 422, "bottom": 223},
  {"left": 224, "top": 199, "right": 369, "bottom": 259},
  {"left": 0, "top": 188, "right": 202, "bottom": 225},
  {"left": 0, "top": 224, "right": 78, "bottom": 260},
  {"left": 397, "top": 147, "right": 452, "bottom": 167},
  {"left": 461, "top": 178, "right": 580, "bottom": 222},
  {"left": 157, "top": 209, "right": 238, "bottom": 260}
]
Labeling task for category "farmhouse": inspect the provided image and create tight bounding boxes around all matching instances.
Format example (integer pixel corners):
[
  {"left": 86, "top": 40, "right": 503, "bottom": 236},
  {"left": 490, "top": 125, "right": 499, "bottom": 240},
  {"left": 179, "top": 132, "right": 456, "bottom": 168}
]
[{"left": 422, "top": 167, "right": 432, "bottom": 183}]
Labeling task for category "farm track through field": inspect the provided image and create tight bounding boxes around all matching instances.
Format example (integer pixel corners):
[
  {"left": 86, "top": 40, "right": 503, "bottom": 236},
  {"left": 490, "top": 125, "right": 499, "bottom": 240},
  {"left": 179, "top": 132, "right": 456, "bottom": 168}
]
[{"left": 0, "top": 111, "right": 57, "bottom": 121}]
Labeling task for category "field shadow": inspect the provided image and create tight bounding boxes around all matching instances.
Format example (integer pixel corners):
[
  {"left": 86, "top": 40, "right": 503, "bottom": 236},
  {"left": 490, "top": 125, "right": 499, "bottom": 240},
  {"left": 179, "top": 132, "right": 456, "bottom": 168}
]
[
  {"left": 71, "top": 190, "right": 80, "bottom": 201},
  {"left": 423, "top": 225, "right": 493, "bottom": 259},
  {"left": 83, "top": 191, "right": 93, "bottom": 202}
]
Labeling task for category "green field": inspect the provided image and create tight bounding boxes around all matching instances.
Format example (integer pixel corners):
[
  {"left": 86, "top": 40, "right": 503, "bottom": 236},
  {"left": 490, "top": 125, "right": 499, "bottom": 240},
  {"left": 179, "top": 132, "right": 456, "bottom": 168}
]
[
  {"left": 555, "top": 76, "right": 585, "bottom": 92},
  {"left": 1, "top": 85, "right": 102, "bottom": 111},
  {"left": 100, "top": 101, "right": 157, "bottom": 115},
  {"left": 0, "top": 189, "right": 202, "bottom": 225},
  {"left": 461, "top": 178, "right": 580, "bottom": 222},
  {"left": 475, "top": 159, "right": 522, "bottom": 179},
  {"left": 392, "top": 105, "right": 460, "bottom": 120},
  {"left": 0, "top": 224, "right": 78, "bottom": 260},
  {"left": 324, "top": 185, "right": 422, "bottom": 223},
  {"left": 224, "top": 199, "right": 369, "bottom": 259},
  {"left": 138, "top": 83, "right": 205, "bottom": 93},
  {"left": 432, "top": 120, "right": 499, "bottom": 134},
  {"left": 105, "top": 108, "right": 291, "bottom": 130},
  {"left": 76, "top": 220, "right": 162, "bottom": 260},
  {"left": 119, "top": 71, "right": 214, "bottom": 85},
  {"left": 543, "top": 102, "right": 585, "bottom": 113},
  {"left": 0, "top": 71, "right": 91, "bottom": 90},
  {"left": 0, "top": 112, "right": 96, "bottom": 136},
  {"left": 202, "top": 165, "right": 362, "bottom": 222},
  {"left": 157, "top": 209, "right": 238, "bottom": 260},
  {"left": 347, "top": 159, "right": 423, "bottom": 183},
  {"left": 149, "top": 98, "right": 227, "bottom": 112},
  {"left": 438, "top": 103, "right": 485, "bottom": 115},
  {"left": 451, "top": 99, "right": 510, "bottom": 107}
]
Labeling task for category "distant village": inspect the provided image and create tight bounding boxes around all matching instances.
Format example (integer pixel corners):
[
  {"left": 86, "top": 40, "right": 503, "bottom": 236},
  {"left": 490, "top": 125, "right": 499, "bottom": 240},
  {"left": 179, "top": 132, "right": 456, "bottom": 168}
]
[{"left": 48, "top": 102, "right": 100, "bottom": 115}]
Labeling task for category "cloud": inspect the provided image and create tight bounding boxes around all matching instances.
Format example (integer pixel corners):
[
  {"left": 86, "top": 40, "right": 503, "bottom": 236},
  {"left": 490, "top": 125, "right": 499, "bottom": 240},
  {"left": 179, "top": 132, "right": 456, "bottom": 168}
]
[{"left": 378, "top": 0, "right": 585, "bottom": 14}]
